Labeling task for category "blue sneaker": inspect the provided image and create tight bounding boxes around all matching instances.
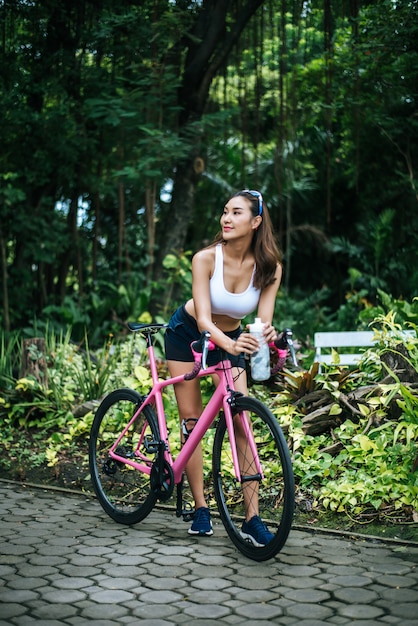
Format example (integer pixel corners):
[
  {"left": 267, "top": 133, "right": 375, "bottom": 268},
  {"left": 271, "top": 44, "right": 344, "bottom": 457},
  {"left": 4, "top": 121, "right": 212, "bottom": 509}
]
[
  {"left": 240, "top": 515, "right": 274, "bottom": 547},
  {"left": 188, "top": 507, "right": 213, "bottom": 536}
]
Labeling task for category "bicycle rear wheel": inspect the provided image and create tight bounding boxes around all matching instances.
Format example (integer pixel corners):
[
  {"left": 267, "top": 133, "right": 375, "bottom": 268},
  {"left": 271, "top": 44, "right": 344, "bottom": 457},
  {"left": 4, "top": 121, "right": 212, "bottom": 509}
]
[
  {"left": 212, "top": 395, "right": 294, "bottom": 561},
  {"left": 89, "top": 388, "right": 159, "bottom": 525}
]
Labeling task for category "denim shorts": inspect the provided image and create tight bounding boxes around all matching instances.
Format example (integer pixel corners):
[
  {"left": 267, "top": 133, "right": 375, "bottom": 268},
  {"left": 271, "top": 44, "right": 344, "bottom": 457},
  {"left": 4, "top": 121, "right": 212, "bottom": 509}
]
[{"left": 164, "top": 305, "right": 245, "bottom": 368}]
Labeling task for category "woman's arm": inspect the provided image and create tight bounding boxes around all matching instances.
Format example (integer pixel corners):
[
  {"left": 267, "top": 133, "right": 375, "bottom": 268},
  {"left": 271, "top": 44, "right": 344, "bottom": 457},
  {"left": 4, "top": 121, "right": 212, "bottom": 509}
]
[{"left": 254, "top": 263, "right": 283, "bottom": 343}]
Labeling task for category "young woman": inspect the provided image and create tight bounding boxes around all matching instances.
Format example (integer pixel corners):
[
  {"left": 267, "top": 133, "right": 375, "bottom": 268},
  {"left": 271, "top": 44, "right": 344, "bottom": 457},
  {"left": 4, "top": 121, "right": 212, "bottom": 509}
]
[{"left": 164, "top": 189, "right": 282, "bottom": 546}]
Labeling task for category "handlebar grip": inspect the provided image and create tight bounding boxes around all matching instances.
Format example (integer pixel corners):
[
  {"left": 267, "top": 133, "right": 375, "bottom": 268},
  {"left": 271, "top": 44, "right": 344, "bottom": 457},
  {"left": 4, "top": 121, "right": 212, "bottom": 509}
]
[
  {"left": 270, "top": 349, "right": 288, "bottom": 375},
  {"left": 184, "top": 361, "right": 202, "bottom": 381},
  {"left": 269, "top": 327, "right": 298, "bottom": 373}
]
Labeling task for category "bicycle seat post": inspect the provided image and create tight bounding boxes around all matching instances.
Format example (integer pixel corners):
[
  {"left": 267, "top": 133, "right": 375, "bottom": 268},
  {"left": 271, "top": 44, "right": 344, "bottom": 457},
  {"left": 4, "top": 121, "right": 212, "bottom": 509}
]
[
  {"left": 140, "top": 330, "right": 151, "bottom": 349},
  {"left": 143, "top": 332, "right": 160, "bottom": 385}
]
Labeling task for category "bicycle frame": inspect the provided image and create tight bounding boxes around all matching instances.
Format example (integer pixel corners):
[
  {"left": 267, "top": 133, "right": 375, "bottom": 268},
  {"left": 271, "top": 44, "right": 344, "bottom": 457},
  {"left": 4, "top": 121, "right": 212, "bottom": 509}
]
[{"left": 107, "top": 339, "right": 263, "bottom": 488}]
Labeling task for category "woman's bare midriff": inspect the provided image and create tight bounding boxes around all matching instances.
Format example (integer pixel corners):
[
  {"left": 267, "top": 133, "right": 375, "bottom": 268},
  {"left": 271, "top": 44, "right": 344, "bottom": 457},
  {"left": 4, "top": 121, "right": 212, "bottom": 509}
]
[{"left": 184, "top": 300, "right": 241, "bottom": 333}]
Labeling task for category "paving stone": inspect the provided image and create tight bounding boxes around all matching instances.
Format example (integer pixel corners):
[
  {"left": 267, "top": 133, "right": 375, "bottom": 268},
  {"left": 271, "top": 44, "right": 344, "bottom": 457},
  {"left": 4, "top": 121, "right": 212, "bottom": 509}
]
[
  {"left": 378, "top": 573, "right": 418, "bottom": 588},
  {"left": 275, "top": 575, "right": 322, "bottom": 589},
  {"left": 320, "top": 553, "right": 363, "bottom": 565},
  {"left": 89, "top": 588, "right": 136, "bottom": 603},
  {"left": 286, "top": 602, "right": 334, "bottom": 620},
  {"left": 1, "top": 482, "right": 418, "bottom": 625},
  {"left": 382, "top": 601, "right": 418, "bottom": 619},
  {"left": 111, "top": 554, "right": 153, "bottom": 566},
  {"left": 339, "top": 604, "right": 385, "bottom": 619},
  {"left": 279, "top": 563, "right": 322, "bottom": 577},
  {"left": 326, "top": 564, "right": 366, "bottom": 576},
  {"left": 7, "top": 576, "right": 48, "bottom": 591},
  {"left": 130, "top": 603, "right": 179, "bottom": 619},
  {"left": 292, "top": 622, "right": 332, "bottom": 626},
  {"left": 128, "top": 621, "right": 177, "bottom": 626},
  {"left": 230, "top": 575, "right": 277, "bottom": 590},
  {"left": 182, "top": 603, "right": 231, "bottom": 619},
  {"left": 79, "top": 603, "right": 130, "bottom": 620},
  {"left": 238, "top": 589, "right": 280, "bottom": 604},
  {"left": 334, "top": 586, "right": 379, "bottom": 603},
  {"left": 144, "top": 576, "right": 188, "bottom": 591},
  {"left": 377, "top": 586, "right": 418, "bottom": 602},
  {"left": 0, "top": 588, "right": 39, "bottom": 602},
  {"left": 0, "top": 604, "right": 27, "bottom": 619},
  {"left": 32, "top": 602, "right": 79, "bottom": 620},
  {"left": 41, "top": 588, "right": 88, "bottom": 603},
  {"left": 329, "top": 574, "right": 372, "bottom": 587},
  {"left": 351, "top": 622, "right": 398, "bottom": 626},
  {"left": 235, "top": 602, "right": 283, "bottom": 619},
  {"left": 394, "top": 601, "right": 418, "bottom": 622},
  {"left": 283, "top": 588, "right": 331, "bottom": 603},
  {"left": 139, "top": 589, "right": 185, "bottom": 603}
]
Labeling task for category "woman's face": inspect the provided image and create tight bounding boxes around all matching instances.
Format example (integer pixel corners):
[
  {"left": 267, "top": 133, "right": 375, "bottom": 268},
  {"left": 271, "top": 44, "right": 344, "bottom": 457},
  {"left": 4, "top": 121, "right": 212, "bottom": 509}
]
[{"left": 220, "top": 196, "right": 261, "bottom": 239}]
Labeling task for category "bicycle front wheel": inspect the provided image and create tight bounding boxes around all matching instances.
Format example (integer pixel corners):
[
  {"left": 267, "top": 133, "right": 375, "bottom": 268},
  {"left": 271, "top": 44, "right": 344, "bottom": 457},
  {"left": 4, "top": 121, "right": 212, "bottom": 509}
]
[
  {"left": 213, "top": 396, "right": 294, "bottom": 561},
  {"left": 89, "top": 388, "right": 160, "bottom": 525}
]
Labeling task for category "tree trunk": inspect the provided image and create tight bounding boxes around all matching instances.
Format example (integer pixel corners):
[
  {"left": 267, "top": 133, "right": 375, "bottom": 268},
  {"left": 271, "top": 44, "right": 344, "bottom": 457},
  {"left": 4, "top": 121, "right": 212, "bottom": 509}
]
[
  {"left": 21, "top": 338, "right": 48, "bottom": 388},
  {"left": 0, "top": 230, "right": 10, "bottom": 332},
  {"left": 118, "top": 180, "right": 125, "bottom": 285},
  {"left": 151, "top": 0, "right": 266, "bottom": 314},
  {"left": 324, "top": 0, "right": 333, "bottom": 227}
]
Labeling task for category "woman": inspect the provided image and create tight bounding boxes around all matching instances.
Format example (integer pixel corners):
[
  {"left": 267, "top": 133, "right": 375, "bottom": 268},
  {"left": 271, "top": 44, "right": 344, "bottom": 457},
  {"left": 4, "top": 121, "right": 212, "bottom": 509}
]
[{"left": 164, "top": 189, "right": 282, "bottom": 546}]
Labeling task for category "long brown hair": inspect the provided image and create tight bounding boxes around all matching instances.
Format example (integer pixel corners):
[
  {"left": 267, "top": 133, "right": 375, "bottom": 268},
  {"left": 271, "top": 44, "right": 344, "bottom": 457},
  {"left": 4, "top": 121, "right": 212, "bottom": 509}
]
[{"left": 212, "top": 190, "right": 282, "bottom": 290}]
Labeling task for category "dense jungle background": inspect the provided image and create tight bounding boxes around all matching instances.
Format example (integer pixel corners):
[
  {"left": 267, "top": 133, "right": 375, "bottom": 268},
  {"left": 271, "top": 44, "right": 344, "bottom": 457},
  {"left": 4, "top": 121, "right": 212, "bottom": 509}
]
[
  {"left": 1, "top": 0, "right": 417, "bottom": 340},
  {"left": 1, "top": 0, "right": 417, "bottom": 538}
]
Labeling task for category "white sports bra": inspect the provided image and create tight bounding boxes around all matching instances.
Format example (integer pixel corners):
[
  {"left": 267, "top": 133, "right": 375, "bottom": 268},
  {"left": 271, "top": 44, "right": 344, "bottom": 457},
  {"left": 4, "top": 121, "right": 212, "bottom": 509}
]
[{"left": 209, "top": 244, "right": 260, "bottom": 318}]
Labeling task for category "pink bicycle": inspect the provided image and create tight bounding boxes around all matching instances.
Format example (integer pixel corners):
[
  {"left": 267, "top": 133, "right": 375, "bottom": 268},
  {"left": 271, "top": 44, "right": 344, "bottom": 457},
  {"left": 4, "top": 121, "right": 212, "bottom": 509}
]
[{"left": 89, "top": 323, "right": 295, "bottom": 561}]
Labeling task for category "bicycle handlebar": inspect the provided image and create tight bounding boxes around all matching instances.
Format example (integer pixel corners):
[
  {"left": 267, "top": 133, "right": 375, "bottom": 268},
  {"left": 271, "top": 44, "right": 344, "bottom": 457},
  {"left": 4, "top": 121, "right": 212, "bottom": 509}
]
[
  {"left": 185, "top": 327, "right": 297, "bottom": 381},
  {"left": 270, "top": 327, "right": 298, "bottom": 374},
  {"left": 184, "top": 331, "right": 213, "bottom": 380},
  {"left": 127, "top": 322, "right": 297, "bottom": 381}
]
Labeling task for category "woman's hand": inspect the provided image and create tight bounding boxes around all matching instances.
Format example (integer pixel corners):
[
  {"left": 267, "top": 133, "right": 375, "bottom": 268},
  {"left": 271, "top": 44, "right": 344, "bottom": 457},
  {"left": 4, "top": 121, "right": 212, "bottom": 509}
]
[
  {"left": 261, "top": 322, "right": 277, "bottom": 345},
  {"left": 228, "top": 323, "right": 277, "bottom": 356},
  {"left": 228, "top": 332, "right": 257, "bottom": 356},
  {"left": 232, "top": 322, "right": 277, "bottom": 355}
]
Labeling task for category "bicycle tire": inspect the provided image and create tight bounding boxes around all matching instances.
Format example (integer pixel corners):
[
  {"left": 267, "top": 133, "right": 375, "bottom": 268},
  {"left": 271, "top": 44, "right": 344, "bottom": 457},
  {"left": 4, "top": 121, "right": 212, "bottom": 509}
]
[
  {"left": 212, "top": 396, "right": 294, "bottom": 561},
  {"left": 89, "top": 388, "right": 160, "bottom": 525}
]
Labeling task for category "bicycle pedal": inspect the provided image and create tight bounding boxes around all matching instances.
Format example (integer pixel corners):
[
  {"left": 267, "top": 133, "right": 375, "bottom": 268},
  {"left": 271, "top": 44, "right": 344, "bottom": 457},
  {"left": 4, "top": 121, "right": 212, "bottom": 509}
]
[
  {"left": 144, "top": 435, "right": 159, "bottom": 454},
  {"left": 181, "top": 502, "right": 195, "bottom": 522}
]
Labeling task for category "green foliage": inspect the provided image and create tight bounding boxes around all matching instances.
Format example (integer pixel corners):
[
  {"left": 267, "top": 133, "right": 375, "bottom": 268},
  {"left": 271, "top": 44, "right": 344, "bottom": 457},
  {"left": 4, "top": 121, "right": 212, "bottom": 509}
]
[
  {"left": 315, "top": 412, "right": 418, "bottom": 517},
  {"left": 1, "top": 0, "right": 418, "bottom": 339},
  {"left": 159, "top": 251, "right": 193, "bottom": 317},
  {"left": 1, "top": 280, "right": 418, "bottom": 528},
  {"left": 270, "top": 310, "right": 418, "bottom": 524},
  {"left": 0, "top": 331, "right": 21, "bottom": 390}
]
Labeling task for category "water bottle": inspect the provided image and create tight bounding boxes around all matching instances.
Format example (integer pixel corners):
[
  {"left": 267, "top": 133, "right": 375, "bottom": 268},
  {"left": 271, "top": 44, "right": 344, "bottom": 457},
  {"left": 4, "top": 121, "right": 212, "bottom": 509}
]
[{"left": 249, "top": 317, "right": 270, "bottom": 381}]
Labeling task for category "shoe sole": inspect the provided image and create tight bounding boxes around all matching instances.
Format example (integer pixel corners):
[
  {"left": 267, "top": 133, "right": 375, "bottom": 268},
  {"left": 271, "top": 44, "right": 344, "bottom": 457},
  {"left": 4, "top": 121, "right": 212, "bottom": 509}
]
[
  {"left": 188, "top": 529, "right": 213, "bottom": 536},
  {"left": 239, "top": 531, "right": 266, "bottom": 547}
]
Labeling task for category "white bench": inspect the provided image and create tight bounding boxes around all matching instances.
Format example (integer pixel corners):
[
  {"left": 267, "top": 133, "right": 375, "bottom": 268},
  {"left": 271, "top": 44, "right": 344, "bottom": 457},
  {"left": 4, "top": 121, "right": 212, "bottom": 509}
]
[{"left": 314, "top": 330, "right": 415, "bottom": 366}]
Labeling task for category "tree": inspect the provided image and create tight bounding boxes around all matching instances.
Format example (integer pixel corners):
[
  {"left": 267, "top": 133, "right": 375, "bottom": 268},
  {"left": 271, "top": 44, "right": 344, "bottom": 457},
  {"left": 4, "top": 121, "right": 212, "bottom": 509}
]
[
  {"left": 152, "top": 0, "right": 267, "bottom": 305},
  {"left": 1, "top": 0, "right": 417, "bottom": 338}
]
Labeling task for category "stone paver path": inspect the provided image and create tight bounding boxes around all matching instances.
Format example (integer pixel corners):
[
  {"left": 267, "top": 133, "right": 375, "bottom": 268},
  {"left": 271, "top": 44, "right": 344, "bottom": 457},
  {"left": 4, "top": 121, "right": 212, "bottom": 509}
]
[{"left": 0, "top": 482, "right": 417, "bottom": 625}]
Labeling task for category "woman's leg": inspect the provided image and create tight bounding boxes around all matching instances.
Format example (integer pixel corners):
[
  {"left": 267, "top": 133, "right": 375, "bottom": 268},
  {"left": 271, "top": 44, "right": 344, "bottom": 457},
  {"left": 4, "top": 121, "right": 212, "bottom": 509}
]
[
  {"left": 232, "top": 367, "right": 260, "bottom": 521},
  {"left": 166, "top": 359, "right": 208, "bottom": 510}
]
